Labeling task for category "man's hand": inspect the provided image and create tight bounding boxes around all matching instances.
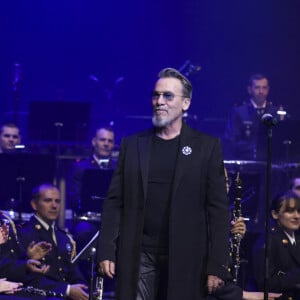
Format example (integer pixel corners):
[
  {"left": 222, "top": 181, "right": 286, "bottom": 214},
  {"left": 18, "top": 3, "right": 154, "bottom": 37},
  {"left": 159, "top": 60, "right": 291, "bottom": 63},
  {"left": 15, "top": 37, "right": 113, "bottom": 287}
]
[
  {"left": 0, "top": 278, "right": 23, "bottom": 294},
  {"left": 207, "top": 275, "right": 224, "bottom": 294},
  {"left": 69, "top": 284, "right": 89, "bottom": 300},
  {"left": 98, "top": 260, "right": 115, "bottom": 279},
  {"left": 0, "top": 224, "right": 9, "bottom": 245},
  {"left": 27, "top": 241, "right": 52, "bottom": 260},
  {"left": 26, "top": 259, "right": 50, "bottom": 274},
  {"left": 231, "top": 217, "right": 246, "bottom": 237}
]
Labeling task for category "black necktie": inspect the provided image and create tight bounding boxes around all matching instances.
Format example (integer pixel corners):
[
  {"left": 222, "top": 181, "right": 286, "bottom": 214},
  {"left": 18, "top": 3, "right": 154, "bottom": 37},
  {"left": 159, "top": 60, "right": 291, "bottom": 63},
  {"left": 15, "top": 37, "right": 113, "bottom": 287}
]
[{"left": 48, "top": 226, "right": 57, "bottom": 245}]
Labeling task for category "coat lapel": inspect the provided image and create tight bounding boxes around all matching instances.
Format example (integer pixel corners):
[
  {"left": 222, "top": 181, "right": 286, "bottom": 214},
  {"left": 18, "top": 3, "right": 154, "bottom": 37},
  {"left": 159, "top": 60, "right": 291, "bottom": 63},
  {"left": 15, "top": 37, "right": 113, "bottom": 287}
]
[
  {"left": 138, "top": 130, "right": 153, "bottom": 202},
  {"left": 171, "top": 123, "right": 198, "bottom": 198}
]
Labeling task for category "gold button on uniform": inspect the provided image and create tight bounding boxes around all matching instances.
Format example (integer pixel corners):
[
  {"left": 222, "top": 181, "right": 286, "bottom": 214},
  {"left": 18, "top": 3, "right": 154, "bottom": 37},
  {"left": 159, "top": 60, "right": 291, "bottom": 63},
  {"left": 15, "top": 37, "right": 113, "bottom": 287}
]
[
  {"left": 58, "top": 256, "right": 61, "bottom": 260},
  {"left": 10, "top": 249, "right": 14, "bottom": 253},
  {"left": 59, "top": 268, "right": 62, "bottom": 271}
]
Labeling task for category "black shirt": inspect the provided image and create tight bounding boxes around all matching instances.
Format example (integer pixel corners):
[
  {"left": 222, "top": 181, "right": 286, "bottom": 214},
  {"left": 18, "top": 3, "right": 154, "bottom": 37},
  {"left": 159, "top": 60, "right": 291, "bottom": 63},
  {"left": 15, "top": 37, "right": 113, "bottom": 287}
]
[{"left": 142, "top": 134, "right": 179, "bottom": 254}]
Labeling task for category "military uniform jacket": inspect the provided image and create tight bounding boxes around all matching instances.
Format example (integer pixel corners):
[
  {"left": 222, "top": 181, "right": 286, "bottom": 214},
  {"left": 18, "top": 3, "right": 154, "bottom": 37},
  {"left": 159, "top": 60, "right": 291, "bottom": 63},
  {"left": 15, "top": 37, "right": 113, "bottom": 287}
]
[
  {"left": 19, "top": 216, "right": 85, "bottom": 287},
  {"left": 224, "top": 101, "right": 279, "bottom": 159},
  {"left": 0, "top": 211, "right": 29, "bottom": 281},
  {"left": 253, "top": 226, "right": 300, "bottom": 299}
]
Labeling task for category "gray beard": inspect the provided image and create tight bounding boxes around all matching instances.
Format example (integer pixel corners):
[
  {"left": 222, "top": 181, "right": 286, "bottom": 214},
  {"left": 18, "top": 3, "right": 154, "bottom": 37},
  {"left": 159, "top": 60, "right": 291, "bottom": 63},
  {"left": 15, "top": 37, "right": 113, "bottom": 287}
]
[{"left": 152, "top": 115, "right": 170, "bottom": 128}]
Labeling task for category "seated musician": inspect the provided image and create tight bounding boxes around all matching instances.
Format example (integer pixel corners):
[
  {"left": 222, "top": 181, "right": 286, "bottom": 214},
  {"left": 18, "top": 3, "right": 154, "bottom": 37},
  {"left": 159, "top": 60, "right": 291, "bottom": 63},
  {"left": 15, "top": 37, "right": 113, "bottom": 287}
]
[
  {"left": 206, "top": 170, "right": 281, "bottom": 300},
  {"left": 252, "top": 191, "right": 300, "bottom": 299},
  {"left": 0, "top": 210, "right": 56, "bottom": 299},
  {"left": 18, "top": 184, "right": 89, "bottom": 300},
  {"left": 68, "top": 126, "right": 116, "bottom": 212},
  {"left": 68, "top": 126, "right": 116, "bottom": 258},
  {"left": 0, "top": 122, "right": 21, "bottom": 153}
]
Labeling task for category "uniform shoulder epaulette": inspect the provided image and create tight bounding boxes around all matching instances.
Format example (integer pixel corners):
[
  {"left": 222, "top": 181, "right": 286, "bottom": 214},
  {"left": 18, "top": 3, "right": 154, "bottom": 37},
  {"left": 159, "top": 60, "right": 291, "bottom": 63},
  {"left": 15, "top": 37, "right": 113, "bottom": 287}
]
[{"left": 56, "top": 227, "right": 77, "bottom": 260}]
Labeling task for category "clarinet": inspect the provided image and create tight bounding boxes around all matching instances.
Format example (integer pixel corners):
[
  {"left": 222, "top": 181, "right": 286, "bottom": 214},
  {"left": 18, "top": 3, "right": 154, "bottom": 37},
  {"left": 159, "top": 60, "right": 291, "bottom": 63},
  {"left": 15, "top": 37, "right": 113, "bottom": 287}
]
[
  {"left": 231, "top": 172, "right": 242, "bottom": 284},
  {"left": 94, "top": 276, "right": 104, "bottom": 300},
  {"left": 20, "top": 286, "right": 66, "bottom": 298}
]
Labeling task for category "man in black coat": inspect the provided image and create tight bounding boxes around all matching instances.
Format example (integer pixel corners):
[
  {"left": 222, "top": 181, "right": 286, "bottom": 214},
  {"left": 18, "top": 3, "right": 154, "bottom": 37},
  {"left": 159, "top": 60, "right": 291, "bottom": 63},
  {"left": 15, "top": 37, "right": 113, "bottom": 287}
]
[
  {"left": 19, "top": 184, "right": 89, "bottom": 300},
  {"left": 97, "top": 68, "right": 230, "bottom": 300}
]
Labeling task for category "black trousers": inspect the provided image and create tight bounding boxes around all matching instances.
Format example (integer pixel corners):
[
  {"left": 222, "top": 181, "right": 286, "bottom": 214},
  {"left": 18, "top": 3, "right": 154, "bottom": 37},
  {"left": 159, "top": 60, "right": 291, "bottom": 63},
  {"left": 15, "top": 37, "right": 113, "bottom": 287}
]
[{"left": 136, "top": 252, "right": 168, "bottom": 300}]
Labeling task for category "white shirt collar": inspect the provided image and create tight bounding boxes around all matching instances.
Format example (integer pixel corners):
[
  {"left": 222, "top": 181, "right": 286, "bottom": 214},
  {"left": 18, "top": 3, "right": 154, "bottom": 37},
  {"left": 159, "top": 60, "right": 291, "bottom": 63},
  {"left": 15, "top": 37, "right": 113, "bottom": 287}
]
[
  {"left": 284, "top": 231, "right": 296, "bottom": 245},
  {"left": 34, "top": 214, "right": 55, "bottom": 231},
  {"left": 250, "top": 99, "right": 267, "bottom": 109},
  {"left": 93, "top": 154, "right": 110, "bottom": 168}
]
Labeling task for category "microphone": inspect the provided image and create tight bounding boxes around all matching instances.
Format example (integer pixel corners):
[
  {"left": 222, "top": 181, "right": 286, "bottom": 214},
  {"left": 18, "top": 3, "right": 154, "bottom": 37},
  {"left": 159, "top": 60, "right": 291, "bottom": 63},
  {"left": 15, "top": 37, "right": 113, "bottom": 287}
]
[{"left": 261, "top": 113, "right": 277, "bottom": 127}]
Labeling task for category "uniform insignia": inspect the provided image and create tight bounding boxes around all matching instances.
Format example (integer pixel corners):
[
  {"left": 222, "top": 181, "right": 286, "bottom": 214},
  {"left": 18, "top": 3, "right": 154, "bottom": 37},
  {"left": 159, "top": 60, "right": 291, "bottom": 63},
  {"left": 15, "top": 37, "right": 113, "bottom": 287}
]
[
  {"left": 282, "top": 239, "right": 289, "bottom": 245},
  {"left": 182, "top": 146, "right": 192, "bottom": 156},
  {"left": 66, "top": 243, "right": 72, "bottom": 252},
  {"left": 35, "top": 224, "right": 41, "bottom": 230}
]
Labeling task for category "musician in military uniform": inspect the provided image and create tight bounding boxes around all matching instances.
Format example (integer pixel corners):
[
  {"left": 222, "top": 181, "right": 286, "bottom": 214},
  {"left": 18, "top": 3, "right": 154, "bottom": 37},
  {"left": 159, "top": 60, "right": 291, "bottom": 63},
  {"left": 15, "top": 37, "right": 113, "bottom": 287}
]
[
  {"left": 68, "top": 126, "right": 116, "bottom": 212},
  {"left": 224, "top": 74, "right": 285, "bottom": 160},
  {"left": 252, "top": 191, "right": 300, "bottom": 299},
  {"left": 19, "top": 184, "right": 89, "bottom": 300},
  {"left": 0, "top": 210, "right": 63, "bottom": 299}
]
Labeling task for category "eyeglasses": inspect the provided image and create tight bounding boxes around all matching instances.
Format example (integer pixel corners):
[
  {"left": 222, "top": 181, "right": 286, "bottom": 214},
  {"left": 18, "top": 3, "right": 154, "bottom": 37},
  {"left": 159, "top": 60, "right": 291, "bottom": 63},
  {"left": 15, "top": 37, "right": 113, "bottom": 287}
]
[{"left": 152, "top": 91, "right": 186, "bottom": 101}]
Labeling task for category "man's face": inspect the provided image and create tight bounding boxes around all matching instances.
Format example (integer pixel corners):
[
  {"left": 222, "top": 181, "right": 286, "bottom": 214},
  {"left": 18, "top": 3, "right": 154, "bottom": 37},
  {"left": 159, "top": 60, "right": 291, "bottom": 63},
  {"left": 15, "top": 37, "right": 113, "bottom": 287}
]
[
  {"left": 272, "top": 199, "right": 300, "bottom": 234},
  {"left": 92, "top": 129, "right": 114, "bottom": 158},
  {"left": 0, "top": 126, "right": 20, "bottom": 152},
  {"left": 292, "top": 178, "right": 300, "bottom": 198},
  {"left": 248, "top": 78, "right": 269, "bottom": 106},
  {"left": 152, "top": 78, "right": 190, "bottom": 128},
  {"left": 31, "top": 188, "right": 61, "bottom": 224}
]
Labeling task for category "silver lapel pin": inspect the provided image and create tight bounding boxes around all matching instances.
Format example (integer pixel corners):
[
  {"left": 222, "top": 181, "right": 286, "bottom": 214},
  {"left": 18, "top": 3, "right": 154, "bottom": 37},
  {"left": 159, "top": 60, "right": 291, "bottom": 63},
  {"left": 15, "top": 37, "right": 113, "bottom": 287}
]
[{"left": 182, "top": 146, "right": 192, "bottom": 156}]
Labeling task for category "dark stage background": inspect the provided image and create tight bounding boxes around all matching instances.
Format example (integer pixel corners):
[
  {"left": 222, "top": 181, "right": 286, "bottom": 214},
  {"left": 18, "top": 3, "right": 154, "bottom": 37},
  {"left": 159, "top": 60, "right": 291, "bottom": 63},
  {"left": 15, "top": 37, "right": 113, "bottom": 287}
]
[{"left": 1, "top": 0, "right": 300, "bottom": 146}]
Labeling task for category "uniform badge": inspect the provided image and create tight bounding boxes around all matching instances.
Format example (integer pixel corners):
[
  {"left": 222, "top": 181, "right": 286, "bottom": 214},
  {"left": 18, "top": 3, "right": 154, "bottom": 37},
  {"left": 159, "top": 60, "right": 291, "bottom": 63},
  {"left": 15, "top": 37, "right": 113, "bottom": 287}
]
[
  {"left": 182, "top": 146, "right": 192, "bottom": 156},
  {"left": 66, "top": 243, "right": 72, "bottom": 252}
]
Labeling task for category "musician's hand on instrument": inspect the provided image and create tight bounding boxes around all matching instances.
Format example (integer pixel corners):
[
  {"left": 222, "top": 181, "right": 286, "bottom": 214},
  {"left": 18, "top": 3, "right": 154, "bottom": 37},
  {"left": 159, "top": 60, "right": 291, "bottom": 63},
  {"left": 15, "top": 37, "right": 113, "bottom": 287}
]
[
  {"left": 27, "top": 241, "right": 52, "bottom": 260},
  {"left": 26, "top": 259, "right": 50, "bottom": 274},
  {"left": 0, "top": 278, "right": 23, "bottom": 294},
  {"left": 207, "top": 275, "right": 224, "bottom": 294},
  {"left": 69, "top": 284, "right": 89, "bottom": 300},
  {"left": 99, "top": 260, "right": 115, "bottom": 279},
  {"left": 0, "top": 224, "right": 9, "bottom": 245},
  {"left": 231, "top": 217, "right": 246, "bottom": 236}
]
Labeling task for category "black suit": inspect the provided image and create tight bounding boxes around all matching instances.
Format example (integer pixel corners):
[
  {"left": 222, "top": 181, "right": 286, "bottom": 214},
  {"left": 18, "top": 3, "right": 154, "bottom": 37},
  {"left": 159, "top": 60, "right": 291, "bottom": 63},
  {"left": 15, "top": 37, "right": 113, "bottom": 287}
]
[
  {"left": 253, "top": 226, "right": 300, "bottom": 299},
  {"left": 97, "top": 123, "right": 230, "bottom": 300}
]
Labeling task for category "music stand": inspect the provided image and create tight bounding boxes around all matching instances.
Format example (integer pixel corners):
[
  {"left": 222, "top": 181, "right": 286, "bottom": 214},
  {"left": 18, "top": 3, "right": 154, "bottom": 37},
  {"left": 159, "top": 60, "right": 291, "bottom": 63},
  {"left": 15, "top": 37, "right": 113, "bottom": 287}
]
[
  {"left": 72, "top": 231, "right": 101, "bottom": 300},
  {"left": 28, "top": 101, "right": 90, "bottom": 143},
  {"left": 256, "top": 120, "right": 300, "bottom": 163},
  {"left": 80, "top": 169, "right": 114, "bottom": 213},
  {"left": 0, "top": 153, "right": 55, "bottom": 216}
]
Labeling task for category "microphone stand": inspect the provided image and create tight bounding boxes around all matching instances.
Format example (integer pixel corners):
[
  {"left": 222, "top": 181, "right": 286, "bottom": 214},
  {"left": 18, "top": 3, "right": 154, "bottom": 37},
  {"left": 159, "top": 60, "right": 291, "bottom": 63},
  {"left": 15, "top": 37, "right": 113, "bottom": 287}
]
[
  {"left": 89, "top": 247, "right": 96, "bottom": 300},
  {"left": 262, "top": 117, "right": 276, "bottom": 300}
]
